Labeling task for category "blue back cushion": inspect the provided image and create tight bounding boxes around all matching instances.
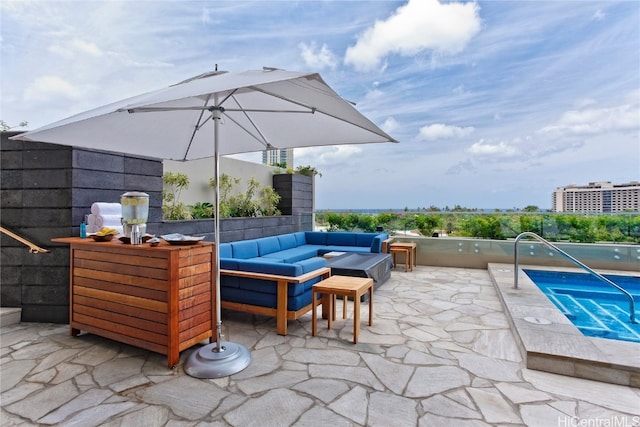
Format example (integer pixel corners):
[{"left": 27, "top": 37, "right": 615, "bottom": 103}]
[
  {"left": 305, "top": 232, "right": 327, "bottom": 245},
  {"left": 231, "top": 240, "right": 259, "bottom": 259},
  {"left": 278, "top": 234, "right": 298, "bottom": 250},
  {"left": 356, "top": 233, "right": 375, "bottom": 248},
  {"left": 218, "top": 243, "right": 232, "bottom": 258},
  {"left": 294, "top": 232, "right": 307, "bottom": 246},
  {"left": 327, "top": 232, "right": 356, "bottom": 246},
  {"left": 258, "top": 237, "right": 281, "bottom": 256},
  {"left": 370, "top": 233, "right": 388, "bottom": 253}
]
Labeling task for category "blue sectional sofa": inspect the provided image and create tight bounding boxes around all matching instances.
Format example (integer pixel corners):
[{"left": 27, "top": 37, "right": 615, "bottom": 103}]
[{"left": 218, "top": 231, "right": 391, "bottom": 335}]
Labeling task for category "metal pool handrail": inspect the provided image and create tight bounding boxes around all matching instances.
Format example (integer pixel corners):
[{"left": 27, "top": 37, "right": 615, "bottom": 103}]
[{"left": 514, "top": 231, "right": 636, "bottom": 324}]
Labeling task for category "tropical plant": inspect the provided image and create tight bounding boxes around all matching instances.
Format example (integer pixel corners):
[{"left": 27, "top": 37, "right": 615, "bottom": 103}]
[
  {"left": 190, "top": 202, "right": 214, "bottom": 219},
  {"left": 207, "top": 175, "right": 280, "bottom": 218},
  {"left": 162, "top": 172, "right": 192, "bottom": 220},
  {"left": 209, "top": 174, "right": 239, "bottom": 218},
  {"left": 295, "top": 165, "right": 322, "bottom": 177}
]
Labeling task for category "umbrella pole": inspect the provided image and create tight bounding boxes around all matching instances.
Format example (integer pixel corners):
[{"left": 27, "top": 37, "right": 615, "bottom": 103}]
[
  {"left": 213, "top": 109, "right": 223, "bottom": 353},
  {"left": 184, "top": 106, "right": 252, "bottom": 378}
]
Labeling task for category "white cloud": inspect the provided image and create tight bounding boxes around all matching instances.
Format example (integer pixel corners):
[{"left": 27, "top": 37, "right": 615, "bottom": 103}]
[
  {"left": 344, "top": 0, "right": 481, "bottom": 72},
  {"left": 539, "top": 101, "right": 640, "bottom": 136},
  {"left": 23, "top": 75, "right": 83, "bottom": 103},
  {"left": 574, "top": 98, "right": 596, "bottom": 108},
  {"left": 298, "top": 42, "right": 337, "bottom": 70},
  {"left": 446, "top": 159, "right": 476, "bottom": 175},
  {"left": 381, "top": 117, "right": 399, "bottom": 134},
  {"left": 201, "top": 7, "right": 212, "bottom": 25},
  {"left": 592, "top": 9, "right": 605, "bottom": 21},
  {"left": 419, "top": 123, "right": 474, "bottom": 141},
  {"left": 49, "top": 38, "right": 103, "bottom": 59},
  {"left": 467, "top": 139, "right": 518, "bottom": 158},
  {"left": 296, "top": 145, "right": 362, "bottom": 166}
]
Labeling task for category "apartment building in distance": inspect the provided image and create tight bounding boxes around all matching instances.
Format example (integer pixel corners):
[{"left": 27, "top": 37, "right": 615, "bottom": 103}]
[
  {"left": 552, "top": 181, "right": 640, "bottom": 212},
  {"left": 262, "top": 148, "right": 294, "bottom": 169}
]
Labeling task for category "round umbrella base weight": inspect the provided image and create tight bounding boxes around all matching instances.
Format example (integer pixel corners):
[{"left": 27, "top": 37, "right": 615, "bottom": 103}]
[{"left": 184, "top": 341, "right": 252, "bottom": 378}]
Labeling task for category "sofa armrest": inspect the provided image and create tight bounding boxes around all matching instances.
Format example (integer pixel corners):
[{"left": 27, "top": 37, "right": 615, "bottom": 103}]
[
  {"left": 382, "top": 237, "right": 395, "bottom": 253},
  {"left": 220, "top": 266, "right": 331, "bottom": 283}
]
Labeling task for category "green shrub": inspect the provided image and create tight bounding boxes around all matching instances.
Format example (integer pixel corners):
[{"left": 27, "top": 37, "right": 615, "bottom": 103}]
[{"left": 162, "top": 172, "right": 192, "bottom": 220}]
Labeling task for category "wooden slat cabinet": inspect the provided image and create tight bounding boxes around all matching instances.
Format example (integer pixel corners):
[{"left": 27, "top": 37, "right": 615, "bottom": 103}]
[{"left": 52, "top": 238, "right": 215, "bottom": 367}]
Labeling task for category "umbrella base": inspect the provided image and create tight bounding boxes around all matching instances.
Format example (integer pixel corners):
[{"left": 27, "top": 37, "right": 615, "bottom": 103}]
[{"left": 184, "top": 341, "right": 252, "bottom": 378}]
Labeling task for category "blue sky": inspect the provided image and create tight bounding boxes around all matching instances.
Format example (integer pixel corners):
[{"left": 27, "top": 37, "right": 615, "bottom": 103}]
[{"left": 2, "top": 0, "right": 639, "bottom": 210}]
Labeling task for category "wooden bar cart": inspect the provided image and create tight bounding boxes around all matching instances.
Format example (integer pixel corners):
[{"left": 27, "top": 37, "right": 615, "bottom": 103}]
[{"left": 52, "top": 237, "right": 216, "bottom": 368}]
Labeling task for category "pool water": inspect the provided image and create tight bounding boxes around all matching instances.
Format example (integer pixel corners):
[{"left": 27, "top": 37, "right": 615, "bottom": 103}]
[{"left": 524, "top": 270, "right": 640, "bottom": 343}]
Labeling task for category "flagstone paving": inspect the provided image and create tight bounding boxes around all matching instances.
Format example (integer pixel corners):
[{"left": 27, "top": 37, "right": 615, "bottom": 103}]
[{"left": 1, "top": 266, "right": 638, "bottom": 426}]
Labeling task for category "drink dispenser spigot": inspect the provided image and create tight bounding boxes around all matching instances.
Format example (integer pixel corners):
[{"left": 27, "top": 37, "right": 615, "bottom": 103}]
[{"left": 120, "top": 191, "right": 149, "bottom": 244}]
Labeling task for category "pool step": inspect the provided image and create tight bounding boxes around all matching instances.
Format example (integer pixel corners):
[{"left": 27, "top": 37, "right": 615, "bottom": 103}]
[{"left": 552, "top": 294, "right": 640, "bottom": 342}]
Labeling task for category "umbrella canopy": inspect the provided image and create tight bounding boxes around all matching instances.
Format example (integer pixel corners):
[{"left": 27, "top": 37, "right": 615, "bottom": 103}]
[
  {"left": 15, "top": 68, "right": 397, "bottom": 159},
  {"left": 13, "top": 67, "right": 397, "bottom": 378}
]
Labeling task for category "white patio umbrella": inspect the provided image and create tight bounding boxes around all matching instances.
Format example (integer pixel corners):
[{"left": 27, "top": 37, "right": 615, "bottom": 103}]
[{"left": 13, "top": 67, "right": 398, "bottom": 378}]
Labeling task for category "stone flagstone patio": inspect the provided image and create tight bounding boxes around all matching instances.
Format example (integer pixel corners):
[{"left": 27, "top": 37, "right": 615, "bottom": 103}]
[{"left": 1, "top": 266, "right": 638, "bottom": 426}]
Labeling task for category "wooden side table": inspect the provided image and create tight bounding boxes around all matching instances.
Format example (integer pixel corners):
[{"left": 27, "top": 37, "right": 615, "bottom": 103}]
[
  {"left": 311, "top": 275, "right": 373, "bottom": 344},
  {"left": 389, "top": 242, "right": 417, "bottom": 272}
]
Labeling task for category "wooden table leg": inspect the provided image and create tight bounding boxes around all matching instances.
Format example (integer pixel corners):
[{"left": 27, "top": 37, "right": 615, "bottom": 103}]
[
  {"left": 404, "top": 249, "right": 409, "bottom": 272},
  {"left": 353, "top": 290, "right": 360, "bottom": 344},
  {"left": 412, "top": 246, "right": 417, "bottom": 270},
  {"left": 312, "top": 290, "right": 318, "bottom": 336},
  {"left": 368, "top": 286, "right": 373, "bottom": 326},
  {"left": 327, "top": 294, "right": 334, "bottom": 330},
  {"left": 343, "top": 296, "right": 347, "bottom": 319}
]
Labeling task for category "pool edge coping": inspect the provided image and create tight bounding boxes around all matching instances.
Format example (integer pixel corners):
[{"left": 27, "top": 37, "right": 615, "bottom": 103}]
[{"left": 488, "top": 263, "right": 639, "bottom": 388}]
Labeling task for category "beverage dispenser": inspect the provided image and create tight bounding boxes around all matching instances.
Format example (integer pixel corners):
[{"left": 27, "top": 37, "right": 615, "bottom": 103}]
[{"left": 120, "top": 191, "right": 149, "bottom": 244}]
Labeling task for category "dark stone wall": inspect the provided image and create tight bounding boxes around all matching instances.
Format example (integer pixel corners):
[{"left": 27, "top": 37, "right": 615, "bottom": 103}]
[
  {"left": 1, "top": 132, "right": 163, "bottom": 322},
  {"left": 1, "top": 132, "right": 313, "bottom": 323},
  {"left": 273, "top": 174, "right": 313, "bottom": 216}
]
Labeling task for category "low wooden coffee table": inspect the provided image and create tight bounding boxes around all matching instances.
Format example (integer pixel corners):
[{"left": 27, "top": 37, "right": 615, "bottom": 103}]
[
  {"left": 312, "top": 275, "right": 373, "bottom": 344},
  {"left": 389, "top": 242, "right": 417, "bottom": 272}
]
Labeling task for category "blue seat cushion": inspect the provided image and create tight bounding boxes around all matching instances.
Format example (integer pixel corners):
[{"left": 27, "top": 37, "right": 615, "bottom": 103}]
[
  {"left": 296, "top": 256, "right": 327, "bottom": 273},
  {"left": 237, "top": 259, "right": 303, "bottom": 277},
  {"left": 220, "top": 258, "right": 239, "bottom": 270},
  {"left": 262, "top": 246, "right": 321, "bottom": 263}
]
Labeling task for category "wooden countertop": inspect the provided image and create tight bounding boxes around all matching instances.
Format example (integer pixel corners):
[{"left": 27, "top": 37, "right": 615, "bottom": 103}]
[{"left": 51, "top": 237, "right": 214, "bottom": 252}]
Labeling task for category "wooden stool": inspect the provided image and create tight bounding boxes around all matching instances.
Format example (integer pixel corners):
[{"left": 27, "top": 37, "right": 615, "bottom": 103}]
[
  {"left": 312, "top": 275, "right": 373, "bottom": 344},
  {"left": 389, "top": 242, "right": 417, "bottom": 272}
]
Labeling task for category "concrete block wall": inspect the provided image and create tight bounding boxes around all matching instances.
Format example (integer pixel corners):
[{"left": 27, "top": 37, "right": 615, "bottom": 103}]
[
  {"left": 273, "top": 174, "right": 313, "bottom": 216},
  {"left": 1, "top": 132, "right": 314, "bottom": 323},
  {"left": 1, "top": 133, "right": 158, "bottom": 322}
]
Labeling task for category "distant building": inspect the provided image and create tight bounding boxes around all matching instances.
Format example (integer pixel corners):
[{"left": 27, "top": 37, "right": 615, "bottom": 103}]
[
  {"left": 262, "top": 148, "right": 294, "bottom": 169},
  {"left": 552, "top": 181, "right": 640, "bottom": 213}
]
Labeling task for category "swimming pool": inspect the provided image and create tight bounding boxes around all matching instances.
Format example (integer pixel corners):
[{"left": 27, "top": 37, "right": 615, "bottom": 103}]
[{"left": 524, "top": 269, "right": 640, "bottom": 343}]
